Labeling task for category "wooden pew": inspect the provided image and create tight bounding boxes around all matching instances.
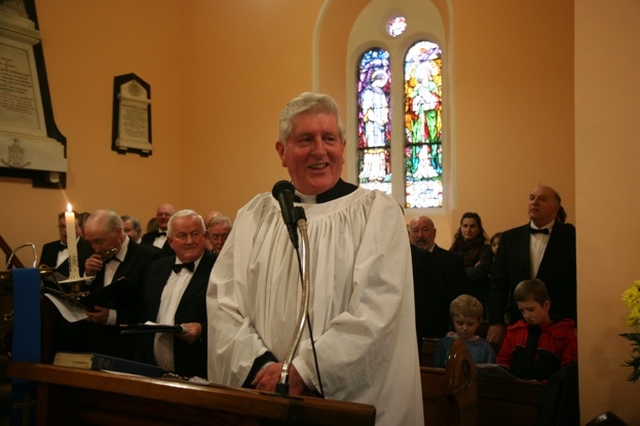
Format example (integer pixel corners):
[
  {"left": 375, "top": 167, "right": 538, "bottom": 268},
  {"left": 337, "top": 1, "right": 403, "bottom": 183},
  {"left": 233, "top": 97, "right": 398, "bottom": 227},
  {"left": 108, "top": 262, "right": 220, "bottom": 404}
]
[
  {"left": 420, "top": 339, "right": 545, "bottom": 426},
  {"left": 475, "top": 375, "right": 544, "bottom": 426},
  {"left": 421, "top": 337, "right": 477, "bottom": 426}
]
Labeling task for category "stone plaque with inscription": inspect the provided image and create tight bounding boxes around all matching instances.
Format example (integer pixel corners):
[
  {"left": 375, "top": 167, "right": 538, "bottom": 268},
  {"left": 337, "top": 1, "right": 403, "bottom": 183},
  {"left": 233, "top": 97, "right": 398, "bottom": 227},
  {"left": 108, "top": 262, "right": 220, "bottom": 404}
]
[
  {"left": 0, "top": 0, "right": 67, "bottom": 188},
  {"left": 112, "top": 73, "right": 152, "bottom": 156}
]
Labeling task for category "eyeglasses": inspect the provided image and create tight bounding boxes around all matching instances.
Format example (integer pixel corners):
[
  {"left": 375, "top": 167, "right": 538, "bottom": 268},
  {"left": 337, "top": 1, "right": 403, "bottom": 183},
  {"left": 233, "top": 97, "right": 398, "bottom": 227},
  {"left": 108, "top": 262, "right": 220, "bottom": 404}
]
[
  {"left": 173, "top": 231, "right": 203, "bottom": 241},
  {"left": 210, "top": 233, "right": 229, "bottom": 241}
]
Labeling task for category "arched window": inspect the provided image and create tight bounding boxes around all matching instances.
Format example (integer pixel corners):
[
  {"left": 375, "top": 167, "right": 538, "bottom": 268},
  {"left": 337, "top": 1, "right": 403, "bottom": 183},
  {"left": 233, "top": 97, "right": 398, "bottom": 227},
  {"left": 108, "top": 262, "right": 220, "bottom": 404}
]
[
  {"left": 404, "top": 41, "right": 443, "bottom": 208},
  {"left": 357, "top": 48, "right": 391, "bottom": 194},
  {"left": 347, "top": 0, "right": 451, "bottom": 211}
]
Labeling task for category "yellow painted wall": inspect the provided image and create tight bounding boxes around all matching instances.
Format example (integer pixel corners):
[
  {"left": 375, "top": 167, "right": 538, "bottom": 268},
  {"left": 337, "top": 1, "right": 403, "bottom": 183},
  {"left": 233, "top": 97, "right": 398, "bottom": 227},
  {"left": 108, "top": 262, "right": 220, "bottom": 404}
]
[
  {"left": 0, "top": 0, "right": 187, "bottom": 262},
  {"left": 0, "top": 0, "right": 637, "bottom": 422},
  {"left": 575, "top": 0, "right": 640, "bottom": 422}
]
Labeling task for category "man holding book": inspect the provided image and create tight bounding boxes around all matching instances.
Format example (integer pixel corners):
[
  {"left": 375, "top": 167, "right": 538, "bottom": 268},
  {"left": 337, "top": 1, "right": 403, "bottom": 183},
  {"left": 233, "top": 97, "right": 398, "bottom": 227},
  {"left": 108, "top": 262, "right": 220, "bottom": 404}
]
[
  {"left": 138, "top": 209, "right": 216, "bottom": 378},
  {"left": 56, "top": 210, "right": 162, "bottom": 360}
]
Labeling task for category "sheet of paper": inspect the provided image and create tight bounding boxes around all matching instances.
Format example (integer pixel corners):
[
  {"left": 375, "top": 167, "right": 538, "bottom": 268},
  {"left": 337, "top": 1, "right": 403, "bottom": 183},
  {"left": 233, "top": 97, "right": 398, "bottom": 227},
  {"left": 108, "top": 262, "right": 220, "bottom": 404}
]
[{"left": 44, "top": 293, "right": 88, "bottom": 322}]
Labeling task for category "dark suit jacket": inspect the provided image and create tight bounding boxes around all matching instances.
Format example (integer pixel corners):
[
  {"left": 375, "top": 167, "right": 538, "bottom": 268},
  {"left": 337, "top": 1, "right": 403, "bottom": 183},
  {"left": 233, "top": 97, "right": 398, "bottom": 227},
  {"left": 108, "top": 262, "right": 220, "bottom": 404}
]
[
  {"left": 412, "top": 244, "right": 469, "bottom": 341},
  {"left": 138, "top": 250, "right": 216, "bottom": 378},
  {"left": 141, "top": 231, "right": 175, "bottom": 257},
  {"left": 488, "top": 222, "right": 577, "bottom": 325},
  {"left": 57, "top": 240, "right": 163, "bottom": 359},
  {"left": 39, "top": 238, "right": 92, "bottom": 278}
]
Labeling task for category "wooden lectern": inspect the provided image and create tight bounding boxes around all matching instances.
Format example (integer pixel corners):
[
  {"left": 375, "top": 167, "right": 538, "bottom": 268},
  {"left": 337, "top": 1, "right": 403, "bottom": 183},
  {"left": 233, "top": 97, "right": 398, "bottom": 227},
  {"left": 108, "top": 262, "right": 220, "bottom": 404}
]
[{"left": 8, "top": 362, "right": 376, "bottom": 425}]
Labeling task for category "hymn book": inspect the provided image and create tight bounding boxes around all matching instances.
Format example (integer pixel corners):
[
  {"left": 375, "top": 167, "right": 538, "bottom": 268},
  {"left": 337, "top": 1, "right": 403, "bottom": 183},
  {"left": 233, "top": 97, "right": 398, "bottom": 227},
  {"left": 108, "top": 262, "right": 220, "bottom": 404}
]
[{"left": 53, "top": 352, "right": 164, "bottom": 378}]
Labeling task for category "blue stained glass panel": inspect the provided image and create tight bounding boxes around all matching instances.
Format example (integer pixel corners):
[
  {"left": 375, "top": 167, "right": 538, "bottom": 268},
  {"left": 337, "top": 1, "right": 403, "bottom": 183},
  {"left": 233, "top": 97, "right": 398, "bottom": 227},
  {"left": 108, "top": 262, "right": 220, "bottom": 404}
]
[{"left": 357, "top": 48, "right": 391, "bottom": 194}]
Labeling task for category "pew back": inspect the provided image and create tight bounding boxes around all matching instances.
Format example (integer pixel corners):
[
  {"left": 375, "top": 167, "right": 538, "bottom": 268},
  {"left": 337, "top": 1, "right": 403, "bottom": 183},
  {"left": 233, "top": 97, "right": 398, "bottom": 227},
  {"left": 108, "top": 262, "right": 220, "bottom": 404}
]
[{"left": 421, "top": 337, "right": 477, "bottom": 426}]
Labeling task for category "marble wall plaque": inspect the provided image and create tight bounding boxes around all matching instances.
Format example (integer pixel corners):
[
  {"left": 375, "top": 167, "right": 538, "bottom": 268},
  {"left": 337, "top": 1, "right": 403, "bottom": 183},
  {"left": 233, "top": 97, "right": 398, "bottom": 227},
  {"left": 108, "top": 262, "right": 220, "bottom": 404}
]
[
  {"left": 112, "top": 73, "right": 152, "bottom": 156},
  {"left": 0, "top": 0, "right": 67, "bottom": 188}
]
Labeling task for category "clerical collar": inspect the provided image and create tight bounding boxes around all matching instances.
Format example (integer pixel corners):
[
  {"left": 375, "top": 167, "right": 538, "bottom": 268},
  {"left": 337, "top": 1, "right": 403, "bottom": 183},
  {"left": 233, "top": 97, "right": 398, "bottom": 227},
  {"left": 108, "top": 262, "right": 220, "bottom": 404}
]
[{"left": 293, "top": 179, "right": 358, "bottom": 204}]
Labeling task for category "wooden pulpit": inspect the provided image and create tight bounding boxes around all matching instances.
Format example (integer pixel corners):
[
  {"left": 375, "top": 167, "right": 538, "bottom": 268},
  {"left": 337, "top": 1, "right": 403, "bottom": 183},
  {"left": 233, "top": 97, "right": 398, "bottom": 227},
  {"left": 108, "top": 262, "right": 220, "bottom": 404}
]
[{"left": 8, "top": 362, "right": 376, "bottom": 425}]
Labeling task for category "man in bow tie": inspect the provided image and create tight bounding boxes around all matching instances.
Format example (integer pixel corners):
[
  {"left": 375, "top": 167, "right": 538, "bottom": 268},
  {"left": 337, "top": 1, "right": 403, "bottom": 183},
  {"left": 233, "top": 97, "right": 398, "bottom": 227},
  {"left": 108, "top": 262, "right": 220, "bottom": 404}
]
[
  {"left": 39, "top": 211, "right": 92, "bottom": 279},
  {"left": 137, "top": 209, "right": 216, "bottom": 378},
  {"left": 55, "top": 209, "right": 163, "bottom": 360},
  {"left": 141, "top": 203, "right": 176, "bottom": 257},
  {"left": 487, "top": 185, "right": 577, "bottom": 345}
]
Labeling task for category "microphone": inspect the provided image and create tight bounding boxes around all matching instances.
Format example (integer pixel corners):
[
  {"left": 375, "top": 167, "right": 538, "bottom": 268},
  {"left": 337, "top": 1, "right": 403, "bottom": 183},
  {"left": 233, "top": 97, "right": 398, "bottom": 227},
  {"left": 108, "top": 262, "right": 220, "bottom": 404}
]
[{"left": 272, "top": 180, "right": 299, "bottom": 248}]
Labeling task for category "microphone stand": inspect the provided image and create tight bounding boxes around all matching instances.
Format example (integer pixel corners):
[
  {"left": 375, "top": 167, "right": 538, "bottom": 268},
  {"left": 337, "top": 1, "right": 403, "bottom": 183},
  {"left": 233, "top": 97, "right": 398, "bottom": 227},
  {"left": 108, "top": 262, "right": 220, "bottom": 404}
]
[{"left": 276, "top": 208, "right": 310, "bottom": 396}]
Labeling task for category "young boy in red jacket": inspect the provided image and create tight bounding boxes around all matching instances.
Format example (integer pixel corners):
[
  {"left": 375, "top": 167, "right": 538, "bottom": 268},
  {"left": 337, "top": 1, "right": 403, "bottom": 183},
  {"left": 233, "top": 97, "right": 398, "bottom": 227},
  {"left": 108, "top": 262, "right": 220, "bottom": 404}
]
[{"left": 497, "top": 279, "right": 577, "bottom": 380}]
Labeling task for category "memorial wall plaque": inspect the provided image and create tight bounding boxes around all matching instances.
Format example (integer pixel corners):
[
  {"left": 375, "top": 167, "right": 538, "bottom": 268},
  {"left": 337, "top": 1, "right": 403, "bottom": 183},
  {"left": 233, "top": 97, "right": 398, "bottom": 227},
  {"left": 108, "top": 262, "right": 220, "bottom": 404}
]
[
  {"left": 112, "top": 73, "right": 152, "bottom": 157},
  {"left": 0, "top": 0, "right": 67, "bottom": 188}
]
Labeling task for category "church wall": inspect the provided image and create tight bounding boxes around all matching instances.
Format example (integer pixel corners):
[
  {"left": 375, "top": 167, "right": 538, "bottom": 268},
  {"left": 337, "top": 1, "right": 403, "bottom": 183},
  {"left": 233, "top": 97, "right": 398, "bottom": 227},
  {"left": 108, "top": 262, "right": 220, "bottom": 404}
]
[
  {"left": 182, "top": 0, "right": 327, "bottom": 219},
  {"left": 0, "top": 0, "right": 187, "bottom": 254},
  {"left": 575, "top": 0, "right": 640, "bottom": 422}
]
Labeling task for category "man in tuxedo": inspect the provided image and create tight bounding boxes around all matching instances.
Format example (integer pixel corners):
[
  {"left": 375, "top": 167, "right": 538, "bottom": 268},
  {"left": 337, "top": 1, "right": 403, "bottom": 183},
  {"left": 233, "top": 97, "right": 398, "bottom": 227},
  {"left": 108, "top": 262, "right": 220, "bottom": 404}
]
[
  {"left": 57, "top": 209, "right": 163, "bottom": 359},
  {"left": 121, "top": 214, "right": 142, "bottom": 244},
  {"left": 409, "top": 215, "right": 468, "bottom": 343},
  {"left": 141, "top": 203, "right": 176, "bottom": 257},
  {"left": 138, "top": 209, "right": 216, "bottom": 378},
  {"left": 487, "top": 185, "right": 577, "bottom": 344},
  {"left": 39, "top": 211, "right": 92, "bottom": 278},
  {"left": 206, "top": 215, "right": 232, "bottom": 255}
]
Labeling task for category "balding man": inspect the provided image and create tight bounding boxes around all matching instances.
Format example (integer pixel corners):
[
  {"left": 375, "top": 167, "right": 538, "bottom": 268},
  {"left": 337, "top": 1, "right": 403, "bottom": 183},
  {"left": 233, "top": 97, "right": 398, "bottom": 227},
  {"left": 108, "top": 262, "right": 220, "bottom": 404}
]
[
  {"left": 141, "top": 203, "right": 176, "bottom": 257},
  {"left": 409, "top": 215, "right": 468, "bottom": 347},
  {"left": 487, "top": 185, "right": 577, "bottom": 344},
  {"left": 57, "top": 210, "right": 163, "bottom": 359}
]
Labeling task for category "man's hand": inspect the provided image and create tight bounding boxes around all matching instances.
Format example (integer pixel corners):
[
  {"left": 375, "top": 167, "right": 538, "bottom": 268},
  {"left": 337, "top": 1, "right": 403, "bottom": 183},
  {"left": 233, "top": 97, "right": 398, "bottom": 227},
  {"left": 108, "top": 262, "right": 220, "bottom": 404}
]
[
  {"left": 252, "top": 362, "right": 308, "bottom": 395},
  {"left": 85, "top": 306, "right": 109, "bottom": 324},
  {"left": 177, "top": 322, "right": 202, "bottom": 344},
  {"left": 84, "top": 253, "right": 103, "bottom": 277},
  {"left": 486, "top": 324, "right": 506, "bottom": 344}
]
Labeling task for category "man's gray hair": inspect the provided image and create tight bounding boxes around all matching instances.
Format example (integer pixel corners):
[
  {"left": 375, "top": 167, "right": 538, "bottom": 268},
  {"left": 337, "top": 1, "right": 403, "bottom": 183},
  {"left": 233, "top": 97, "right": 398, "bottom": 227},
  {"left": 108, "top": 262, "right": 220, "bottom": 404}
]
[
  {"left": 278, "top": 92, "right": 345, "bottom": 144},
  {"left": 167, "top": 209, "right": 205, "bottom": 235}
]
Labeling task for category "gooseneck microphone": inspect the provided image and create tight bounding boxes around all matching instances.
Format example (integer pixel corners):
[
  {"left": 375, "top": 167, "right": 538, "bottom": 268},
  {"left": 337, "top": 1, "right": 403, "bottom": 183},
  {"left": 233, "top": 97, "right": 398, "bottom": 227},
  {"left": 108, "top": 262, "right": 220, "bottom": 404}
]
[{"left": 272, "top": 180, "right": 299, "bottom": 249}]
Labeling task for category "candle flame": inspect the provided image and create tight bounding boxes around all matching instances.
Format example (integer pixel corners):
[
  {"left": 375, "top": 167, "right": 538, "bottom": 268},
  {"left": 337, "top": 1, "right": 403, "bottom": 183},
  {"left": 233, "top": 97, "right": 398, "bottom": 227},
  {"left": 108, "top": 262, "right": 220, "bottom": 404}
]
[{"left": 67, "top": 203, "right": 73, "bottom": 212}]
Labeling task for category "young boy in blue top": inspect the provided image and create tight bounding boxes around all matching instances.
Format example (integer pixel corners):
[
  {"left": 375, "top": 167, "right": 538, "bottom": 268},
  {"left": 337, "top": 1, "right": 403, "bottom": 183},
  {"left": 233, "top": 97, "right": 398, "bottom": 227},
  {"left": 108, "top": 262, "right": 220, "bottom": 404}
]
[{"left": 431, "top": 294, "right": 496, "bottom": 367}]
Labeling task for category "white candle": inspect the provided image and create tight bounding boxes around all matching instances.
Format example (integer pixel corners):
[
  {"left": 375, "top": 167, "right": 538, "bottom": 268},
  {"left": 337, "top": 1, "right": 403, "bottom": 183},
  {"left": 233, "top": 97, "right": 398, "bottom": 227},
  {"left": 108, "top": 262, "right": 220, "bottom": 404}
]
[{"left": 65, "top": 203, "right": 80, "bottom": 280}]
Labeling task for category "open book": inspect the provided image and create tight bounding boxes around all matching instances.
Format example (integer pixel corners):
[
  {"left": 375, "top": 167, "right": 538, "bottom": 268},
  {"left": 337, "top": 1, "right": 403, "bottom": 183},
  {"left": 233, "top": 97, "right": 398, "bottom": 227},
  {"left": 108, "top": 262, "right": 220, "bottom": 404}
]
[
  {"left": 475, "top": 363, "right": 519, "bottom": 380},
  {"left": 43, "top": 277, "right": 133, "bottom": 322}
]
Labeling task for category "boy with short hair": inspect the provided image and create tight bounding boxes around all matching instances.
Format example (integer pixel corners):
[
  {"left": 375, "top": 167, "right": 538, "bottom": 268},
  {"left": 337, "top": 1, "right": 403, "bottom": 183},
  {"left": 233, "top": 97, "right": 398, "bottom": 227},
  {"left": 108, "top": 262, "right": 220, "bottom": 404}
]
[
  {"left": 497, "top": 279, "right": 577, "bottom": 380},
  {"left": 431, "top": 294, "right": 496, "bottom": 367}
]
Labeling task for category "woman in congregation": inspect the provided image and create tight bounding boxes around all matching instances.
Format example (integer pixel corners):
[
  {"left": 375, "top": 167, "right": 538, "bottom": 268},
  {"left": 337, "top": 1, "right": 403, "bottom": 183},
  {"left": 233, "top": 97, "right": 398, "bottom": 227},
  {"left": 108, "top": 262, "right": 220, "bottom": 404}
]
[{"left": 449, "top": 212, "right": 493, "bottom": 318}]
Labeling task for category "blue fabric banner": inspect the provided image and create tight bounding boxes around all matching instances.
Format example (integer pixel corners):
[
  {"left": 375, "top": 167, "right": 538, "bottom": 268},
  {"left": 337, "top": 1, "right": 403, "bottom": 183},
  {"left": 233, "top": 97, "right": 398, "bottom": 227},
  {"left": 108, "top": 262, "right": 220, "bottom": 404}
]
[{"left": 10, "top": 268, "right": 41, "bottom": 426}]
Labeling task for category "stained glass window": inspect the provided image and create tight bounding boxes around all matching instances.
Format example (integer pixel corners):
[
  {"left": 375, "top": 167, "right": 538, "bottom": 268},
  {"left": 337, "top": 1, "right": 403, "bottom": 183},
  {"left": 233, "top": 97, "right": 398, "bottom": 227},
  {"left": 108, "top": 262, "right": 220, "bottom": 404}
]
[
  {"left": 404, "top": 41, "right": 443, "bottom": 208},
  {"left": 356, "top": 48, "right": 391, "bottom": 194},
  {"left": 386, "top": 16, "right": 407, "bottom": 38}
]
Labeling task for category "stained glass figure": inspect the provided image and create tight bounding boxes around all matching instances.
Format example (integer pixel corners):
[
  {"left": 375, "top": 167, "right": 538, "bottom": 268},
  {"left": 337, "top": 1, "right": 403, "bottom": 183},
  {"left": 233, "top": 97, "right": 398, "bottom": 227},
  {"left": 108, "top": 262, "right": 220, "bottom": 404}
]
[
  {"left": 404, "top": 40, "right": 443, "bottom": 208},
  {"left": 357, "top": 48, "right": 391, "bottom": 194}
]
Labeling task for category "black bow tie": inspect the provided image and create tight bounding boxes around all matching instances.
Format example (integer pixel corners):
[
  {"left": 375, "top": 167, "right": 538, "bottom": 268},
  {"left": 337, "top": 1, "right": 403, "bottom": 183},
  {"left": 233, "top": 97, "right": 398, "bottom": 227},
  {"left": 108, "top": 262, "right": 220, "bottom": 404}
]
[
  {"left": 58, "top": 242, "right": 67, "bottom": 252},
  {"left": 529, "top": 227, "right": 549, "bottom": 235},
  {"left": 172, "top": 262, "right": 194, "bottom": 273},
  {"left": 105, "top": 256, "right": 121, "bottom": 264},
  {"left": 157, "top": 231, "right": 167, "bottom": 237}
]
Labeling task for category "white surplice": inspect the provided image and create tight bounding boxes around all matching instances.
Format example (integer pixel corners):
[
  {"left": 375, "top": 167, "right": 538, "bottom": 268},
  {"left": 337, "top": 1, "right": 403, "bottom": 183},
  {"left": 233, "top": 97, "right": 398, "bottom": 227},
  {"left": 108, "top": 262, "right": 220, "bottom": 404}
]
[{"left": 207, "top": 187, "right": 424, "bottom": 426}]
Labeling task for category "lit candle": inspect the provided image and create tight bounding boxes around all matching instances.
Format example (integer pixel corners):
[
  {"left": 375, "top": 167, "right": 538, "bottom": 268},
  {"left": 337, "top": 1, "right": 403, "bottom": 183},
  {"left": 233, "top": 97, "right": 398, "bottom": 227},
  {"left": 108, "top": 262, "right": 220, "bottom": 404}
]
[{"left": 65, "top": 203, "right": 80, "bottom": 280}]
